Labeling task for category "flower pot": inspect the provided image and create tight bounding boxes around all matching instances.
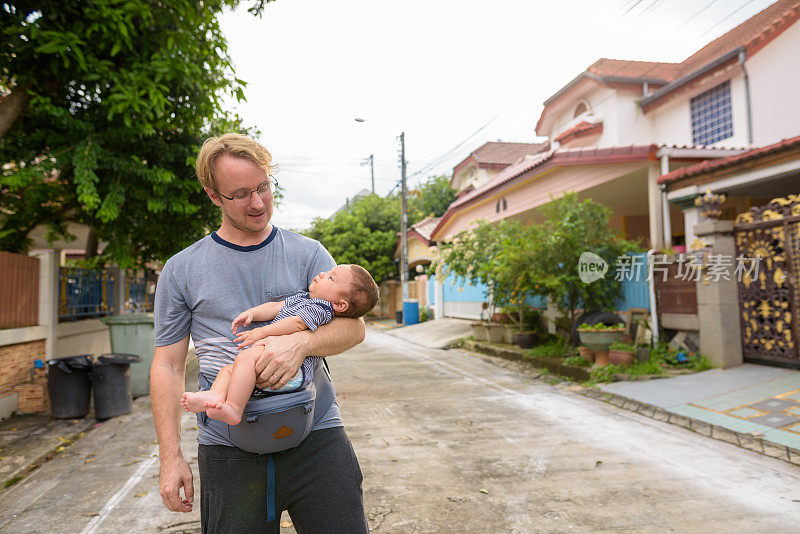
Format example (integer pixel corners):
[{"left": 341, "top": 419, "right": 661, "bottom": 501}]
[
  {"left": 471, "top": 323, "right": 488, "bottom": 341},
  {"left": 578, "top": 329, "right": 626, "bottom": 352},
  {"left": 578, "top": 346, "right": 595, "bottom": 363},
  {"left": 608, "top": 349, "right": 635, "bottom": 366},
  {"left": 514, "top": 331, "right": 537, "bottom": 349},
  {"left": 486, "top": 323, "right": 506, "bottom": 343},
  {"left": 593, "top": 349, "right": 610, "bottom": 367}
]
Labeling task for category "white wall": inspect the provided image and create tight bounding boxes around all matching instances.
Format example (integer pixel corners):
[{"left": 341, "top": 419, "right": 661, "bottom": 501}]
[
  {"left": 650, "top": 71, "right": 750, "bottom": 148},
  {"left": 747, "top": 21, "right": 800, "bottom": 146}
]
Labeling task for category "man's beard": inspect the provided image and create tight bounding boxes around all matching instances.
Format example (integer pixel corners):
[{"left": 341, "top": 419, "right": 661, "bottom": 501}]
[{"left": 224, "top": 205, "right": 272, "bottom": 234}]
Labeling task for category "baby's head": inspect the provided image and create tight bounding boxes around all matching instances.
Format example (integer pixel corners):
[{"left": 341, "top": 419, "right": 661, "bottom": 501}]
[{"left": 309, "top": 264, "right": 379, "bottom": 318}]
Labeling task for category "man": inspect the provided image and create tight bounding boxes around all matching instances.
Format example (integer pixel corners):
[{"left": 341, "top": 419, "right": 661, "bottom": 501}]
[{"left": 151, "top": 133, "right": 369, "bottom": 533}]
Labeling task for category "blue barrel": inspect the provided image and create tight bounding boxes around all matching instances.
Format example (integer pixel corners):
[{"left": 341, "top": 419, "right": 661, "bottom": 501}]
[{"left": 403, "top": 300, "right": 419, "bottom": 326}]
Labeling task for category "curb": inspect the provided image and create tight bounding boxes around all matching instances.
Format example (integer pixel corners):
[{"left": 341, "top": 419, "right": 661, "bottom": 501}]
[
  {"left": 460, "top": 342, "right": 800, "bottom": 468},
  {"left": 578, "top": 388, "right": 800, "bottom": 466}
]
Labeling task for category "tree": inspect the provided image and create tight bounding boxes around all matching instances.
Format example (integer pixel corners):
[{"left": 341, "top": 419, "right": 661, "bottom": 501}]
[
  {"left": 304, "top": 194, "right": 402, "bottom": 284},
  {"left": 0, "top": 1, "right": 271, "bottom": 267},
  {"left": 408, "top": 174, "right": 456, "bottom": 222},
  {"left": 533, "top": 193, "right": 642, "bottom": 333}
]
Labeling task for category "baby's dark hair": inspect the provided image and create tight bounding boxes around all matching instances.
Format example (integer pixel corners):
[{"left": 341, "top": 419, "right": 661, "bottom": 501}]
[{"left": 338, "top": 264, "right": 379, "bottom": 318}]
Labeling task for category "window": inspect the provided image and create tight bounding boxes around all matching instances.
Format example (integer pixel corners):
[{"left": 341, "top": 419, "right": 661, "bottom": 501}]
[
  {"left": 573, "top": 102, "right": 587, "bottom": 118},
  {"left": 690, "top": 81, "right": 733, "bottom": 145}
]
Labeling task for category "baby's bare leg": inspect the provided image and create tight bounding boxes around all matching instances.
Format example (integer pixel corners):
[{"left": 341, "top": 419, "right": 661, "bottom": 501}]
[
  {"left": 205, "top": 347, "right": 262, "bottom": 425},
  {"left": 181, "top": 365, "right": 232, "bottom": 413}
]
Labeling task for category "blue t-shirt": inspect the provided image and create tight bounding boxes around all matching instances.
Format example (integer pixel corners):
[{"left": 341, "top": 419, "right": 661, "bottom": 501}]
[{"left": 154, "top": 227, "right": 343, "bottom": 446}]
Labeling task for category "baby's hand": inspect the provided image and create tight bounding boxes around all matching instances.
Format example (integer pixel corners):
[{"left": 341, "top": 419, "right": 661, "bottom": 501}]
[
  {"left": 234, "top": 327, "right": 266, "bottom": 349},
  {"left": 231, "top": 311, "right": 254, "bottom": 334}
]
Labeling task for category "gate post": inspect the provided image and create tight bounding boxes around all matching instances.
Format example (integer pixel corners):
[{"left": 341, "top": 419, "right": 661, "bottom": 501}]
[{"left": 694, "top": 220, "right": 743, "bottom": 368}]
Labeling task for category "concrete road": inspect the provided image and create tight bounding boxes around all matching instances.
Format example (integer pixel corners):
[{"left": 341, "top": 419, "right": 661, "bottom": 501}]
[{"left": 2, "top": 328, "right": 800, "bottom": 532}]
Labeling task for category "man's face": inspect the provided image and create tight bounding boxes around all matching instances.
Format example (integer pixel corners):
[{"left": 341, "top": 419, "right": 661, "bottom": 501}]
[{"left": 207, "top": 155, "right": 273, "bottom": 234}]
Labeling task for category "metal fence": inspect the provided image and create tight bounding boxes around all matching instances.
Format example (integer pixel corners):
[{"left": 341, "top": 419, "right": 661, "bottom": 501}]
[
  {"left": 125, "top": 273, "right": 155, "bottom": 312},
  {"left": 58, "top": 267, "right": 117, "bottom": 322}
]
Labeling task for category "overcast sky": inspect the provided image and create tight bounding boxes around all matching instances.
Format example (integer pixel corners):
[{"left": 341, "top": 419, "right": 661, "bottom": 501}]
[{"left": 219, "top": 0, "right": 776, "bottom": 231}]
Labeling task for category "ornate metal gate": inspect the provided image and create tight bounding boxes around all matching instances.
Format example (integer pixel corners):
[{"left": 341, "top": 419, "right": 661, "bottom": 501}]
[{"left": 734, "top": 194, "right": 800, "bottom": 368}]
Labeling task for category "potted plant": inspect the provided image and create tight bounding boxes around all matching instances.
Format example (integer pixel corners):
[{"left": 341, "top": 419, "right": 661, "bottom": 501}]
[
  {"left": 578, "top": 322, "right": 626, "bottom": 366},
  {"left": 608, "top": 341, "right": 636, "bottom": 366},
  {"left": 578, "top": 345, "right": 595, "bottom": 363}
]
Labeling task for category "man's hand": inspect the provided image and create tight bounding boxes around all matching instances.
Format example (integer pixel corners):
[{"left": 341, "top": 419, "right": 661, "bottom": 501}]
[
  {"left": 231, "top": 310, "right": 254, "bottom": 334},
  {"left": 233, "top": 326, "right": 267, "bottom": 349},
  {"left": 158, "top": 455, "right": 194, "bottom": 513},
  {"left": 252, "top": 333, "right": 309, "bottom": 390}
]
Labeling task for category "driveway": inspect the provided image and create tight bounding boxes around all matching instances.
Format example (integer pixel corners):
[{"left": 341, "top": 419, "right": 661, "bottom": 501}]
[{"left": 2, "top": 327, "right": 799, "bottom": 532}]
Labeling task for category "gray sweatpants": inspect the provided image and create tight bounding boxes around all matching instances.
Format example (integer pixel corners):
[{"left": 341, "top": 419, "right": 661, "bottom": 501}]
[{"left": 198, "top": 427, "right": 369, "bottom": 533}]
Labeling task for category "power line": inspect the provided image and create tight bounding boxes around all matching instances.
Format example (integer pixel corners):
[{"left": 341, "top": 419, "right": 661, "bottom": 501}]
[
  {"left": 406, "top": 115, "right": 500, "bottom": 180},
  {"left": 678, "top": 0, "right": 722, "bottom": 28},
  {"left": 700, "top": 0, "right": 760, "bottom": 38},
  {"left": 621, "top": 0, "right": 648, "bottom": 16}
]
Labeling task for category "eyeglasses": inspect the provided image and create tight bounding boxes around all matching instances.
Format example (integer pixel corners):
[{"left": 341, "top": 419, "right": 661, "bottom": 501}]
[{"left": 215, "top": 176, "right": 279, "bottom": 206}]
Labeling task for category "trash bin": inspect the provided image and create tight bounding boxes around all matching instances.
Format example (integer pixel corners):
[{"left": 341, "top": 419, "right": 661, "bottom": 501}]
[
  {"left": 91, "top": 354, "right": 141, "bottom": 420},
  {"left": 395, "top": 310, "right": 403, "bottom": 324},
  {"left": 101, "top": 314, "right": 154, "bottom": 397},
  {"left": 403, "top": 299, "right": 419, "bottom": 326},
  {"left": 47, "top": 355, "right": 93, "bottom": 419}
]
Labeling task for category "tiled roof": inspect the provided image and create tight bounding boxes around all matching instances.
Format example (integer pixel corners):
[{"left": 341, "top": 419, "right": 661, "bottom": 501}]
[
  {"left": 541, "top": 0, "right": 800, "bottom": 118},
  {"left": 467, "top": 141, "right": 550, "bottom": 166},
  {"left": 553, "top": 121, "right": 603, "bottom": 145},
  {"left": 586, "top": 58, "right": 683, "bottom": 82},
  {"left": 409, "top": 216, "right": 441, "bottom": 242},
  {"left": 451, "top": 141, "right": 550, "bottom": 186},
  {"left": 433, "top": 145, "right": 658, "bottom": 240},
  {"left": 658, "top": 135, "right": 800, "bottom": 185},
  {"left": 449, "top": 144, "right": 656, "bottom": 211},
  {"left": 681, "top": 0, "right": 800, "bottom": 72}
]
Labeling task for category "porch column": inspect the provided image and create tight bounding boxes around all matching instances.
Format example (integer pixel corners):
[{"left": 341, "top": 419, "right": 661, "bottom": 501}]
[
  {"left": 433, "top": 278, "right": 444, "bottom": 319},
  {"left": 682, "top": 206, "right": 702, "bottom": 250},
  {"left": 647, "top": 163, "right": 665, "bottom": 250},
  {"left": 28, "top": 250, "right": 59, "bottom": 360},
  {"left": 694, "top": 220, "right": 743, "bottom": 368}
]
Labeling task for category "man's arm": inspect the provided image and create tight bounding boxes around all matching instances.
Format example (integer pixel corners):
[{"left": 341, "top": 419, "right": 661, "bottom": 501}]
[
  {"left": 253, "top": 316, "right": 365, "bottom": 390},
  {"left": 150, "top": 335, "right": 194, "bottom": 513}
]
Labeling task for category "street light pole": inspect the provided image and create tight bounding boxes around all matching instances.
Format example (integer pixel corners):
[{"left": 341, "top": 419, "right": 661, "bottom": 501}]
[{"left": 400, "top": 132, "right": 409, "bottom": 300}]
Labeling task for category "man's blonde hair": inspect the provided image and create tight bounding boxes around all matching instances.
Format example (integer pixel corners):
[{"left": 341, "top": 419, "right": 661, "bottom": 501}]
[{"left": 196, "top": 133, "right": 275, "bottom": 191}]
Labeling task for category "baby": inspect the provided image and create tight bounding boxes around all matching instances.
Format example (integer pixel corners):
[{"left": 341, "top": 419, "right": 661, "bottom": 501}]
[{"left": 181, "top": 264, "right": 379, "bottom": 425}]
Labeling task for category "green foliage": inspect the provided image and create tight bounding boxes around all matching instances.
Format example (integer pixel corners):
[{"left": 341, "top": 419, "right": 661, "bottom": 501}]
[
  {"left": 533, "top": 192, "right": 643, "bottom": 329},
  {"left": 608, "top": 341, "right": 636, "bottom": 351},
  {"left": 578, "top": 322, "right": 625, "bottom": 331},
  {"left": 409, "top": 174, "right": 456, "bottom": 220},
  {"left": 0, "top": 1, "right": 269, "bottom": 266},
  {"left": 304, "top": 194, "right": 401, "bottom": 283},
  {"left": 562, "top": 355, "right": 591, "bottom": 367},
  {"left": 526, "top": 339, "right": 573, "bottom": 359},
  {"left": 302, "top": 174, "right": 454, "bottom": 284}
]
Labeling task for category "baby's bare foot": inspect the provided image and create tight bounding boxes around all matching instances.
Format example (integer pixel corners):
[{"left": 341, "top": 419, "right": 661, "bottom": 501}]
[
  {"left": 181, "top": 391, "right": 224, "bottom": 413},
  {"left": 205, "top": 402, "right": 243, "bottom": 426}
]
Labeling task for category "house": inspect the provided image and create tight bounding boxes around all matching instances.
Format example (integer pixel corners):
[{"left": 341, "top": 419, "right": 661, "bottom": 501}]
[
  {"left": 426, "top": 0, "right": 800, "bottom": 346},
  {"left": 659, "top": 135, "right": 800, "bottom": 368},
  {"left": 450, "top": 141, "right": 550, "bottom": 196},
  {"left": 432, "top": 0, "right": 800, "bottom": 251}
]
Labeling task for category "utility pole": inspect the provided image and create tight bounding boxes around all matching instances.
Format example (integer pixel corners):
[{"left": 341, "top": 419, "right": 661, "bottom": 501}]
[
  {"left": 399, "top": 133, "right": 409, "bottom": 300},
  {"left": 361, "top": 154, "right": 375, "bottom": 193}
]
